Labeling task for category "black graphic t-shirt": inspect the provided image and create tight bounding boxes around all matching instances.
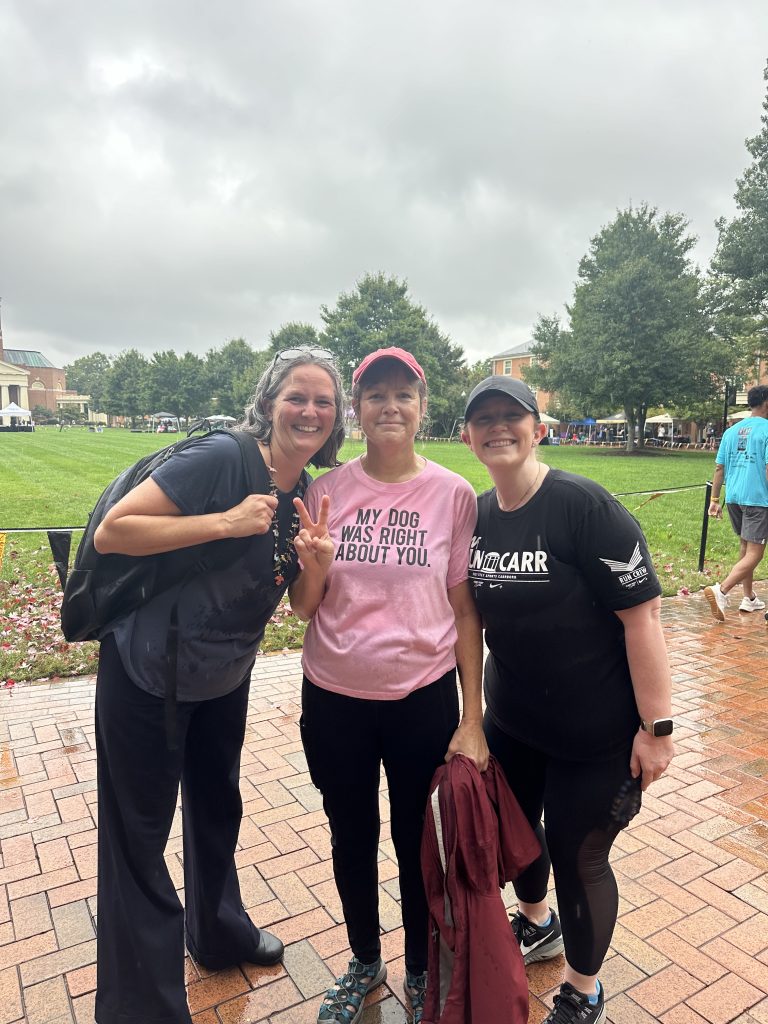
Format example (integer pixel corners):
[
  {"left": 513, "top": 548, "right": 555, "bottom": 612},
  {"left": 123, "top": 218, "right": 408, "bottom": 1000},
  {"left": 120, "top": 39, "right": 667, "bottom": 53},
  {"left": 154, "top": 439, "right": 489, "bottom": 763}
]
[
  {"left": 469, "top": 468, "right": 661, "bottom": 759},
  {"left": 112, "top": 432, "right": 306, "bottom": 702}
]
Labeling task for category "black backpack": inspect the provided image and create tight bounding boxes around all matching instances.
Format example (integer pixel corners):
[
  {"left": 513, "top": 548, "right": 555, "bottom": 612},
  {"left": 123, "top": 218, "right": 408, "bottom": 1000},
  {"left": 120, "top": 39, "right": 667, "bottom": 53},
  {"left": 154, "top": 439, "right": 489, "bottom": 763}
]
[{"left": 61, "top": 428, "right": 259, "bottom": 643}]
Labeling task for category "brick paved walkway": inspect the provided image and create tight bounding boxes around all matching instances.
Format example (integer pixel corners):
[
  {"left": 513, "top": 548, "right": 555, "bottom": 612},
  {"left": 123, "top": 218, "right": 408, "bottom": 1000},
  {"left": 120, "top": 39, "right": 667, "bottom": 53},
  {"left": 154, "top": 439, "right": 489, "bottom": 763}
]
[{"left": 1, "top": 594, "right": 767, "bottom": 1024}]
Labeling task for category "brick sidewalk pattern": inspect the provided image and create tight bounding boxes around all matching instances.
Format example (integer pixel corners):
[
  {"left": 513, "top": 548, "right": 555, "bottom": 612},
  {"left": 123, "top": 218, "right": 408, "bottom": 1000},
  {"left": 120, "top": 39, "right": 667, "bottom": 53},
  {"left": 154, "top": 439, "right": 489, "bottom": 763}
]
[{"left": 1, "top": 593, "right": 767, "bottom": 1023}]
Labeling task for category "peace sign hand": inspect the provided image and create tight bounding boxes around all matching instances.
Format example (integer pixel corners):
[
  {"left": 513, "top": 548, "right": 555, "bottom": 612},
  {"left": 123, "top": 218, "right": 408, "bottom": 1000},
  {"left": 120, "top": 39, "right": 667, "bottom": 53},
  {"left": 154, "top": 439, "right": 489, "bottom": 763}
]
[{"left": 293, "top": 495, "right": 334, "bottom": 575}]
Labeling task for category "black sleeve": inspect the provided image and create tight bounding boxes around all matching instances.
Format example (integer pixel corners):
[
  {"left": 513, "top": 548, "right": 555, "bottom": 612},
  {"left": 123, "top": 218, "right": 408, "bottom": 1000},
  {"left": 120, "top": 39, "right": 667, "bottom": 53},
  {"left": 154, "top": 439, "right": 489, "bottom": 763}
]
[
  {"left": 151, "top": 433, "right": 260, "bottom": 516},
  {"left": 573, "top": 497, "right": 662, "bottom": 610}
]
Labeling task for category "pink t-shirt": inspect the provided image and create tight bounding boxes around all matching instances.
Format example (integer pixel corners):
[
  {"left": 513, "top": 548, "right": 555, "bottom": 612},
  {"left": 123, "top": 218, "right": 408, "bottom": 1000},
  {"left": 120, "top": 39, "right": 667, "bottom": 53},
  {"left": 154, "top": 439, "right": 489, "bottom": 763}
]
[{"left": 301, "top": 457, "right": 477, "bottom": 700}]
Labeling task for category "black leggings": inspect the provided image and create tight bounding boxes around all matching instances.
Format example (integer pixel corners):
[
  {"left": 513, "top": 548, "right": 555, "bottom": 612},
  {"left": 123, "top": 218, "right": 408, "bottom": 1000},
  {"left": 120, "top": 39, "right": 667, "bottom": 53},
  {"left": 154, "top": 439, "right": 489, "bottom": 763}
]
[
  {"left": 485, "top": 716, "right": 641, "bottom": 977},
  {"left": 300, "top": 672, "right": 459, "bottom": 974}
]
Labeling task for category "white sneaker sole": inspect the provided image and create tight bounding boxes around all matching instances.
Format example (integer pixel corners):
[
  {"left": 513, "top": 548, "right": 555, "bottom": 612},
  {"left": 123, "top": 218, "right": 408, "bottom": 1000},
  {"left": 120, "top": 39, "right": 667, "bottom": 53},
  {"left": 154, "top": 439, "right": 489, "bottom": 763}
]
[
  {"left": 522, "top": 934, "right": 565, "bottom": 964},
  {"left": 704, "top": 587, "right": 725, "bottom": 621}
]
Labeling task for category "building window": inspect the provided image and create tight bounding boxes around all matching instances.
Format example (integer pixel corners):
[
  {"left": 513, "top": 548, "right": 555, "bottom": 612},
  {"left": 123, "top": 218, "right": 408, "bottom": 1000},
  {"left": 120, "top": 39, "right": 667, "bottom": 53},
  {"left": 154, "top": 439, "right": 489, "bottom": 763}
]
[{"left": 503, "top": 360, "right": 512, "bottom": 374}]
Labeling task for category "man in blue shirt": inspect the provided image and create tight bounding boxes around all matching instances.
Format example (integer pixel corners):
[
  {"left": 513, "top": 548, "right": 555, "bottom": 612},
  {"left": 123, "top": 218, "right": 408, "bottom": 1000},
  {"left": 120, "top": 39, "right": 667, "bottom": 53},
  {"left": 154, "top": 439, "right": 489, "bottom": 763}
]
[{"left": 704, "top": 385, "right": 768, "bottom": 619}]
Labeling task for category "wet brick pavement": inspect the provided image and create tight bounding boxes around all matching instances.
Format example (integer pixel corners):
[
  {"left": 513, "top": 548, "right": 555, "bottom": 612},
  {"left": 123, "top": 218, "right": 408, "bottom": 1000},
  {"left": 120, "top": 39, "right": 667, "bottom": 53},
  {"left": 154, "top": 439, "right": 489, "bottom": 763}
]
[{"left": 1, "top": 593, "right": 767, "bottom": 1023}]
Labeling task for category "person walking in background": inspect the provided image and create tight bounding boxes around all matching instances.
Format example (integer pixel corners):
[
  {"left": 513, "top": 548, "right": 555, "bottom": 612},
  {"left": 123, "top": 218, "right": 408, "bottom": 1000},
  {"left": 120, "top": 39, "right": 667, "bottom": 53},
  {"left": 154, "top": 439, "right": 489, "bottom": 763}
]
[
  {"left": 290, "top": 347, "right": 488, "bottom": 1024},
  {"left": 704, "top": 384, "right": 768, "bottom": 620},
  {"left": 461, "top": 376, "right": 674, "bottom": 1024},
  {"left": 91, "top": 349, "right": 345, "bottom": 1024}
]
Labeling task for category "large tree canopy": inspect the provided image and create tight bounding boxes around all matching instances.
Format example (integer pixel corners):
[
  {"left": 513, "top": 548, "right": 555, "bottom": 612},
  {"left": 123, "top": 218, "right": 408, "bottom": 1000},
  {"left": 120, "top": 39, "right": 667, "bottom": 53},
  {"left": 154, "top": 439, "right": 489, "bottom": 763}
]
[
  {"left": 102, "top": 349, "right": 149, "bottom": 424},
  {"left": 267, "top": 322, "right": 321, "bottom": 358},
  {"left": 710, "top": 59, "right": 768, "bottom": 365},
  {"left": 63, "top": 351, "right": 112, "bottom": 412},
  {"left": 205, "top": 338, "right": 269, "bottom": 417},
  {"left": 320, "top": 273, "right": 467, "bottom": 435},
  {"left": 528, "top": 205, "right": 729, "bottom": 449}
]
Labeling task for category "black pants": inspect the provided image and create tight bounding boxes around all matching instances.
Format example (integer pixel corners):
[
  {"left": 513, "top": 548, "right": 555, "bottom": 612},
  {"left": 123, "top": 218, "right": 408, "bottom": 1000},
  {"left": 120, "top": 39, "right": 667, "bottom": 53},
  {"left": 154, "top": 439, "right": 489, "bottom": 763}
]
[
  {"left": 95, "top": 635, "right": 260, "bottom": 1024},
  {"left": 485, "top": 716, "right": 640, "bottom": 977},
  {"left": 300, "top": 672, "right": 459, "bottom": 975}
]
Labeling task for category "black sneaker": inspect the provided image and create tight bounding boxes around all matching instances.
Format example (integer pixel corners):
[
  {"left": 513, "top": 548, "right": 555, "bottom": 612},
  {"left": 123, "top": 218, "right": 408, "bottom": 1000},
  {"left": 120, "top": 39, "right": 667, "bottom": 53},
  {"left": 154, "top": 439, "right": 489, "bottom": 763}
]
[
  {"left": 511, "top": 910, "right": 564, "bottom": 964},
  {"left": 543, "top": 982, "right": 605, "bottom": 1024}
]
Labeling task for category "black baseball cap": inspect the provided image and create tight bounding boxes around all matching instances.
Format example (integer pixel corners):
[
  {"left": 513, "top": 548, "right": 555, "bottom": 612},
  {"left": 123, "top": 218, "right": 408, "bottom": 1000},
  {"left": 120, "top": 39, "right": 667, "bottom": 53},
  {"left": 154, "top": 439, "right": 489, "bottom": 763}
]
[{"left": 464, "top": 376, "right": 539, "bottom": 420}]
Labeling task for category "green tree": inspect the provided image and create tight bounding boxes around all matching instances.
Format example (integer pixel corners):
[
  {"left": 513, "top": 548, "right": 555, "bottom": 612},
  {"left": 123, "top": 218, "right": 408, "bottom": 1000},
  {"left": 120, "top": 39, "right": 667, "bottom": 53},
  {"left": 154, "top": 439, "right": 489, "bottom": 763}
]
[
  {"left": 146, "top": 351, "right": 182, "bottom": 417},
  {"left": 528, "top": 205, "right": 728, "bottom": 450},
  {"left": 267, "top": 322, "right": 321, "bottom": 358},
  {"left": 177, "top": 352, "right": 208, "bottom": 420},
  {"left": 63, "top": 352, "right": 112, "bottom": 411},
  {"left": 57, "top": 402, "right": 87, "bottom": 425},
  {"left": 205, "top": 339, "right": 269, "bottom": 417},
  {"left": 320, "top": 273, "right": 466, "bottom": 435},
  {"left": 711, "top": 61, "right": 768, "bottom": 348},
  {"left": 103, "top": 349, "right": 149, "bottom": 425},
  {"left": 709, "top": 61, "right": 768, "bottom": 383}
]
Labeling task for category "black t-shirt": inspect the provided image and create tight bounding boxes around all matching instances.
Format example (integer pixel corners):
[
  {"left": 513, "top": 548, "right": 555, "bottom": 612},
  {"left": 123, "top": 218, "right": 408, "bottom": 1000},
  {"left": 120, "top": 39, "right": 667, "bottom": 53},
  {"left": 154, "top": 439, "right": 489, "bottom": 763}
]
[
  {"left": 112, "top": 431, "right": 307, "bottom": 701},
  {"left": 469, "top": 468, "right": 661, "bottom": 760}
]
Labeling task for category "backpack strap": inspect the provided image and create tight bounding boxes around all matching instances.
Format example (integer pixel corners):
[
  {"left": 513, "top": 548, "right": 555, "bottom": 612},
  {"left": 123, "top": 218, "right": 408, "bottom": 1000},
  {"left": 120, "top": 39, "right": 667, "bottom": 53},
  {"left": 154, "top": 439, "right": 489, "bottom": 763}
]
[
  {"left": 226, "top": 428, "right": 261, "bottom": 494},
  {"left": 163, "top": 428, "right": 262, "bottom": 749}
]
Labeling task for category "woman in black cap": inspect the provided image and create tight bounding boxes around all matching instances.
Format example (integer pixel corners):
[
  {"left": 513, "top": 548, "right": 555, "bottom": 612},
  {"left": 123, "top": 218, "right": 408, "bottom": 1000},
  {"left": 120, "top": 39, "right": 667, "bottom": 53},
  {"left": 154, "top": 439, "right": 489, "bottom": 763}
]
[{"left": 461, "top": 376, "right": 674, "bottom": 1024}]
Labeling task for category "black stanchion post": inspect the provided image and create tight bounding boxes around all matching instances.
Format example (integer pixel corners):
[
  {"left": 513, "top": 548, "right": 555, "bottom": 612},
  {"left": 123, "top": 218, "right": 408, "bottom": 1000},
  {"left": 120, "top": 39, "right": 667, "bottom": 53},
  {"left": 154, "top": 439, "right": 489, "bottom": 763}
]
[{"left": 698, "top": 481, "right": 712, "bottom": 572}]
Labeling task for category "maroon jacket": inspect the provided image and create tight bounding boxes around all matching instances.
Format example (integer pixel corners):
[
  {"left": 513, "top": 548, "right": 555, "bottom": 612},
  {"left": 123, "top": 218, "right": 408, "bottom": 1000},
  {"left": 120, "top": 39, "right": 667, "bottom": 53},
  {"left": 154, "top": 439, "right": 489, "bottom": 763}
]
[{"left": 420, "top": 755, "right": 540, "bottom": 1024}]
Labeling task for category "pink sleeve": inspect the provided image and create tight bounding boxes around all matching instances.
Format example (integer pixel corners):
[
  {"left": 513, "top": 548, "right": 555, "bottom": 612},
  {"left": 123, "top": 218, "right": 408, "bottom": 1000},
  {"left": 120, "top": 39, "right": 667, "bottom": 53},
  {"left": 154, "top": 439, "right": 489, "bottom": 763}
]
[
  {"left": 304, "top": 478, "right": 324, "bottom": 520},
  {"left": 446, "top": 482, "right": 478, "bottom": 589}
]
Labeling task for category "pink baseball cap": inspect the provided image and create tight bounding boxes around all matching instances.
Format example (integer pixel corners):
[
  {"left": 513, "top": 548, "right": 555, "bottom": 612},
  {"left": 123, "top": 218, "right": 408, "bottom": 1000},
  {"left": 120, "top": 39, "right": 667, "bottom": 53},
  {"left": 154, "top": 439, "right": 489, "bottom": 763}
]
[{"left": 352, "top": 347, "right": 426, "bottom": 385}]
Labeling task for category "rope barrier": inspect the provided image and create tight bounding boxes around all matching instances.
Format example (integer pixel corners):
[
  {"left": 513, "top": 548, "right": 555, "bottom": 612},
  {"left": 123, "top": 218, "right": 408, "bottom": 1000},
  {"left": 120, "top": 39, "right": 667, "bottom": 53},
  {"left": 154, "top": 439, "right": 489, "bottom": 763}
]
[
  {"left": 0, "top": 481, "right": 712, "bottom": 533},
  {"left": 0, "top": 527, "right": 84, "bottom": 533}
]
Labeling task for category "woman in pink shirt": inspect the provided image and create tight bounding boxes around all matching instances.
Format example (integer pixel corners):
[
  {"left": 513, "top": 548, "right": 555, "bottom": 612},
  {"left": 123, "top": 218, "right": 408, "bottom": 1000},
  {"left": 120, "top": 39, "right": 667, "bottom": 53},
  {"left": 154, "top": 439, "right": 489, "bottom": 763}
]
[{"left": 290, "top": 347, "right": 488, "bottom": 1024}]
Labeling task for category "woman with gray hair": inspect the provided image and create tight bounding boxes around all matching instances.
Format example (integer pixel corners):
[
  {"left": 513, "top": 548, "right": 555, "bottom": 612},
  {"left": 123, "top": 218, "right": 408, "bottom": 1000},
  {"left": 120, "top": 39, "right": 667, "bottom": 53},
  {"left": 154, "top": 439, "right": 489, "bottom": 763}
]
[{"left": 92, "top": 348, "right": 344, "bottom": 1024}]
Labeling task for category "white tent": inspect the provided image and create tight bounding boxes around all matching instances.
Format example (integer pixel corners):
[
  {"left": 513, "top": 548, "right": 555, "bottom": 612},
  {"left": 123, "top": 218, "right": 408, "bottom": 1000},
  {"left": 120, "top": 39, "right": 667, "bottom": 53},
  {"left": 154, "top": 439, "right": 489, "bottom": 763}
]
[
  {"left": 539, "top": 412, "right": 560, "bottom": 425},
  {"left": 0, "top": 401, "right": 32, "bottom": 418},
  {"left": 150, "top": 412, "right": 180, "bottom": 432},
  {"left": 645, "top": 414, "right": 674, "bottom": 424},
  {"left": 729, "top": 409, "right": 751, "bottom": 420}
]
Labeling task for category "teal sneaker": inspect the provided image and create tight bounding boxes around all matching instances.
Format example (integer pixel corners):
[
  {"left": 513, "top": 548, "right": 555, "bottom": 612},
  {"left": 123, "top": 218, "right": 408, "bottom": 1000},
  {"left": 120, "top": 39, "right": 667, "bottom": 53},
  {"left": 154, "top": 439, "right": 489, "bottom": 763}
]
[
  {"left": 317, "top": 956, "right": 387, "bottom": 1024},
  {"left": 404, "top": 970, "right": 427, "bottom": 1023}
]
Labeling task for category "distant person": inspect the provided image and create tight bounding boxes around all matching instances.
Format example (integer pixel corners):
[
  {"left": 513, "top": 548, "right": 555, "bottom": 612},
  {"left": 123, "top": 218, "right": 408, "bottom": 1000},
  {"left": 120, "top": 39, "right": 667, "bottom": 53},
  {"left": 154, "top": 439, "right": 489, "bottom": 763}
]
[
  {"left": 706, "top": 422, "right": 716, "bottom": 450},
  {"left": 657, "top": 425, "right": 666, "bottom": 442},
  {"left": 704, "top": 385, "right": 768, "bottom": 619}
]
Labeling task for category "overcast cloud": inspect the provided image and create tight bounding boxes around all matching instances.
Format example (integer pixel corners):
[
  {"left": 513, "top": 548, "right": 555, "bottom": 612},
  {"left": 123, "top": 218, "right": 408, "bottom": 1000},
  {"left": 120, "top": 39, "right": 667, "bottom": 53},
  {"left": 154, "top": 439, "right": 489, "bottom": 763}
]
[{"left": 1, "top": 0, "right": 767, "bottom": 368}]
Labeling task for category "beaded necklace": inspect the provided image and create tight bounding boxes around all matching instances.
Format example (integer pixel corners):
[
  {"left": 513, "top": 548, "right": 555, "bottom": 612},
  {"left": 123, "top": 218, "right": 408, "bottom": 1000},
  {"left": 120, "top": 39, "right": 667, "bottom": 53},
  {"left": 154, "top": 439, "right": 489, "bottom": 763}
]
[{"left": 265, "top": 445, "right": 303, "bottom": 587}]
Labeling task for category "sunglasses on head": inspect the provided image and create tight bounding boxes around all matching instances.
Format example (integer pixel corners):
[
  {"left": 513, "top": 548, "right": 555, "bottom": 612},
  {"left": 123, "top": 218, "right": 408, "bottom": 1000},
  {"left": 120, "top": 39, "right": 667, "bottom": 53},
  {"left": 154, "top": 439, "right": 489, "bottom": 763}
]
[{"left": 273, "top": 347, "right": 335, "bottom": 364}]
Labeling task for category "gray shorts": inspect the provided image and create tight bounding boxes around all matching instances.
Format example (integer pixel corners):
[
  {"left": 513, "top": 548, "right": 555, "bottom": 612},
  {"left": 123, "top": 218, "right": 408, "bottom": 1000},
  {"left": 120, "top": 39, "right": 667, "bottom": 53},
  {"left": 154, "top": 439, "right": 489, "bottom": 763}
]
[{"left": 726, "top": 503, "right": 768, "bottom": 545}]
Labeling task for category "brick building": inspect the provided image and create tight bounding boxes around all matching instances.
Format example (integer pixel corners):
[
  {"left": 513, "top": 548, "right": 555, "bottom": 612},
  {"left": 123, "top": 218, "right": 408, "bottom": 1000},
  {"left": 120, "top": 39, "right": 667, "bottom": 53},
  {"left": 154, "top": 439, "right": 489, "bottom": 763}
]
[
  {"left": 489, "top": 341, "right": 556, "bottom": 414},
  {"left": 0, "top": 305, "right": 91, "bottom": 417}
]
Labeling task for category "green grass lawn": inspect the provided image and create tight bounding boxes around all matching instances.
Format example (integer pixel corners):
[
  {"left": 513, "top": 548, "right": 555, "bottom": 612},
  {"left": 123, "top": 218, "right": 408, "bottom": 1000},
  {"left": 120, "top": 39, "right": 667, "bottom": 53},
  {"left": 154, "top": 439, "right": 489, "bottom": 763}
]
[{"left": 0, "top": 426, "right": 752, "bottom": 682}]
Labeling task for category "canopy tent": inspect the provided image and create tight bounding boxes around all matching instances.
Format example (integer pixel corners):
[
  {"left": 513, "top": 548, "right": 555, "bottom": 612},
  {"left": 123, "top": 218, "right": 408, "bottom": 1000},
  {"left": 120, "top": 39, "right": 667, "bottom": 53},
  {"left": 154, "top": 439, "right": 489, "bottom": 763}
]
[
  {"left": 0, "top": 402, "right": 32, "bottom": 418},
  {"left": 539, "top": 412, "right": 560, "bottom": 425},
  {"left": 595, "top": 412, "right": 626, "bottom": 423},
  {"left": 188, "top": 414, "right": 237, "bottom": 435},
  {"left": 728, "top": 409, "right": 751, "bottom": 420},
  {"left": 151, "top": 412, "right": 180, "bottom": 432},
  {"left": 645, "top": 414, "right": 674, "bottom": 424}
]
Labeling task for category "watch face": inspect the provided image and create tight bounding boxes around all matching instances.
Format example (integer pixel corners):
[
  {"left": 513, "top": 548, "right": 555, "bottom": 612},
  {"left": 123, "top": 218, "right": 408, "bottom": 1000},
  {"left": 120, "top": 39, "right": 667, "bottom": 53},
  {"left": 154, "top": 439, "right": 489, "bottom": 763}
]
[{"left": 653, "top": 719, "right": 674, "bottom": 737}]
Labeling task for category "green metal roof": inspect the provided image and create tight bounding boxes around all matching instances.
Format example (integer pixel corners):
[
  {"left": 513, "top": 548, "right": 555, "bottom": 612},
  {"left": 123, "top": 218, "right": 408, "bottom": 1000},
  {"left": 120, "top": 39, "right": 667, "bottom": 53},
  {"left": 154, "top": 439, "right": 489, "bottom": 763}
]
[{"left": 3, "top": 349, "right": 57, "bottom": 368}]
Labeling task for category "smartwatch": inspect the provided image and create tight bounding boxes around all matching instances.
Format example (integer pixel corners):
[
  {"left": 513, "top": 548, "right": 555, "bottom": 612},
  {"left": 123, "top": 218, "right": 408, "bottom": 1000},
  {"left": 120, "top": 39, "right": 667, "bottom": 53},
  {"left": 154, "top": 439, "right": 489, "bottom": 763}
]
[{"left": 640, "top": 717, "right": 674, "bottom": 737}]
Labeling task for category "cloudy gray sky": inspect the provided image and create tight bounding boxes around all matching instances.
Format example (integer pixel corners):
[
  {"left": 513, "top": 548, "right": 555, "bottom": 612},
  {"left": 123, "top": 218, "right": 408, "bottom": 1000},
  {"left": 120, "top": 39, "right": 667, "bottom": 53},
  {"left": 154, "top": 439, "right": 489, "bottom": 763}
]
[{"left": 1, "top": 0, "right": 767, "bottom": 369}]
